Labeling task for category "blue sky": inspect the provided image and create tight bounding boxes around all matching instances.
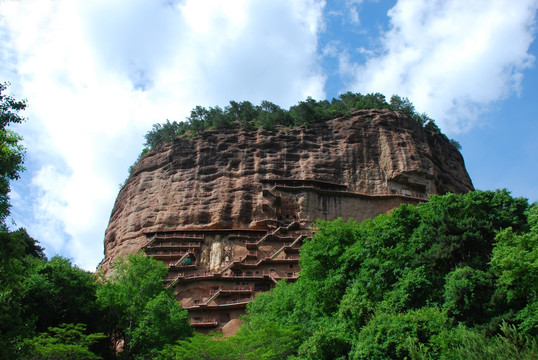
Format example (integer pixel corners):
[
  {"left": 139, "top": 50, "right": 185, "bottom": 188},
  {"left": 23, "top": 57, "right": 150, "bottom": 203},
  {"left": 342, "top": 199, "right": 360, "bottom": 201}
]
[{"left": 1, "top": 0, "right": 537, "bottom": 270}]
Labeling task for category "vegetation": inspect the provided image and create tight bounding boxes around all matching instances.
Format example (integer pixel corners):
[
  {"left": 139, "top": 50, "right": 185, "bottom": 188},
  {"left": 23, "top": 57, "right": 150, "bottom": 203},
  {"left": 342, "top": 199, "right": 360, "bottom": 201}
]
[
  {"left": 0, "top": 232, "right": 111, "bottom": 359},
  {"left": 20, "top": 323, "right": 105, "bottom": 360},
  {"left": 119, "top": 92, "right": 459, "bottom": 186},
  {"left": 1, "top": 239, "right": 191, "bottom": 359},
  {"left": 0, "top": 82, "right": 26, "bottom": 221},
  {"left": 159, "top": 190, "right": 537, "bottom": 360},
  {"left": 3, "top": 83, "right": 536, "bottom": 359},
  {"left": 97, "top": 254, "right": 192, "bottom": 359},
  {"left": 142, "top": 93, "right": 445, "bottom": 151},
  {"left": 0, "top": 83, "right": 192, "bottom": 359},
  {"left": 239, "top": 190, "right": 536, "bottom": 359},
  {"left": 159, "top": 319, "right": 302, "bottom": 360}
]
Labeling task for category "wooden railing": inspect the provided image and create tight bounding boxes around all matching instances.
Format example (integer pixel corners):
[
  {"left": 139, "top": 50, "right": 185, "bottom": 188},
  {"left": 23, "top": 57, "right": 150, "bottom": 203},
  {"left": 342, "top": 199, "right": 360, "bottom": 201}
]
[{"left": 190, "top": 318, "right": 218, "bottom": 327}]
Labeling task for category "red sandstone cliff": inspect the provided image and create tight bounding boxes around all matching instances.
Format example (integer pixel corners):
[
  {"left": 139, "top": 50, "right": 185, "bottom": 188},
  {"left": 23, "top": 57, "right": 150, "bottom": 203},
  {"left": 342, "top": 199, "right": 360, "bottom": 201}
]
[{"left": 101, "top": 109, "right": 473, "bottom": 274}]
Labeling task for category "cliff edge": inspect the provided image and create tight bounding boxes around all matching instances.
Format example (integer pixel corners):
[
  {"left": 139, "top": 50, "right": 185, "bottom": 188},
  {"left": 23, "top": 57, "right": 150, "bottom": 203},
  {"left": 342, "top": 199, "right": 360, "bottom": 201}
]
[{"left": 102, "top": 109, "right": 472, "bottom": 273}]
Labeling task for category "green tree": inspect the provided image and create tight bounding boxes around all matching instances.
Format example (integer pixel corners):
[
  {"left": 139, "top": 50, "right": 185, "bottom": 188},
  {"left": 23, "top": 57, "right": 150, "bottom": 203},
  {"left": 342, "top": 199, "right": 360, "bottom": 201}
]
[
  {"left": 351, "top": 307, "right": 453, "bottom": 360},
  {"left": 297, "top": 323, "right": 351, "bottom": 360},
  {"left": 443, "top": 266, "right": 494, "bottom": 325},
  {"left": 491, "top": 204, "right": 538, "bottom": 336},
  {"left": 159, "top": 332, "right": 231, "bottom": 360},
  {"left": 9, "top": 227, "right": 46, "bottom": 259},
  {"left": 389, "top": 94, "right": 415, "bottom": 118},
  {"left": 0, "top": 82, "right": 26, "bottom": 221},
  {"left": 452, "top": 322, "right": 538, "bottom": 360},
  {"left": 255, "top": 100, "right": 291, "bottom": 130},
  {"left": 159, "top": 319, "right": 302, "bottom": 360},
  {"left": 0, "top": 228, "right": 34, "bottom": 358},
  {"left": 205, "top": 106, "right": 233, "bottom": 129},
  {"left": 226, "top": 100, "right": 258, "bottom": 128},
  {"left": 22, "top": 256, "right": 101, "bottom": 334},
  {"left": 243, "top": 190, "right": 532, "bottom": 359},
  {"left": 144, "top": 120, "right": 186, "bottom": 149},
  {"left": 289, "top": 97, "right": 326, "bottom": 125},
  {"left": 141, "top": 93, "right": 449, "bottom": 150},
  {"left": 186, "top": 105, "right": 209, "bottom": 133},
  {"left": 0, "top": 83, "right": 32, "bottom": 357},
  {"left": 20, "top": 323, "right": 105, "bottom": 360},
  {"left": 97, "top": 253, "right": 192, "bottom": 359},
  {"left": 232, "top": 318, "right": 302, "bottom": 360}
]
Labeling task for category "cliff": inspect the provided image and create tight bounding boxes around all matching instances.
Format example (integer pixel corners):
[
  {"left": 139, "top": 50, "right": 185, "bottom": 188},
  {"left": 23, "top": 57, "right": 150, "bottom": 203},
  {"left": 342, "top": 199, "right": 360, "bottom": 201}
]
[{"left": 100, "top": 109, "right": 473, "bottom": 328}]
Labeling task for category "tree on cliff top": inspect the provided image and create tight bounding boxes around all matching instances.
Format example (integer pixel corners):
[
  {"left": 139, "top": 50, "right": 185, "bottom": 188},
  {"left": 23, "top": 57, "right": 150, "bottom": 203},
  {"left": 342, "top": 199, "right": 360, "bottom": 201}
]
[{"left": 140, "top": 92, "right": 450, "bottom": 151}]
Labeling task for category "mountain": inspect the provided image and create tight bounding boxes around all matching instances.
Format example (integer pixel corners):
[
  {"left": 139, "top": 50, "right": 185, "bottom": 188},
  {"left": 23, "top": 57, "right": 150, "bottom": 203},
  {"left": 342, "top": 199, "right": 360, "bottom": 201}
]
[{"left": 101, "top": 108, "right": 473, "bottom": 329}]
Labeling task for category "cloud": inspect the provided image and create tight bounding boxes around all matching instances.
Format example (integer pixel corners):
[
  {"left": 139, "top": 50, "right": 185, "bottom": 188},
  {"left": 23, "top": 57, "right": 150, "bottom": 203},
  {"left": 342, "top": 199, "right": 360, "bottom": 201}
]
[
  {"left": 0, "top": 0, "right": 326, "bottom": 270},
  {"left": 345, "top": 0, "right": 538, "bottom": 134}
]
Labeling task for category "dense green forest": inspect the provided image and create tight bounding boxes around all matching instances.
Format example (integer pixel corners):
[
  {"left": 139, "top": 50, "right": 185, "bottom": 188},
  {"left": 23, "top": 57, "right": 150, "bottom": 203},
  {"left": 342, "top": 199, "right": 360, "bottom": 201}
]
[{"left": 2, "top": 84, "right": 537, "bottom": 359}]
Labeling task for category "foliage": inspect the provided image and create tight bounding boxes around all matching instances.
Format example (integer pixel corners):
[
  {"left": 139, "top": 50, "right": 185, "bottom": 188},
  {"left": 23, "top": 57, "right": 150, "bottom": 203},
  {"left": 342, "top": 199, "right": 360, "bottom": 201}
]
[
  {"left": 97, "top": 253, "right": 192, "bottom": 359},
  {"left": 20, "top": 323, "right": 105, "bottom": 360},
  {"left": 231, "top": 318, "right": 302, "bottom": 360},
  {"left": 491, "top": 204, "right": 538, "bottom": 336},
  {"left": 450, "top": 322, "right": 538, "bottom": 360},
  {"left": 159, "top": 333, "right": 230, "bottom": 360},
  {"left": 159, "top": 319, "right": 302, "bottom": 360},
  {"left": 144, "top": 120, "right": 188, "bottom": 149},
  {"left": 242, "top": 190, "right": 535, "bottom": 359},
  {"left": 0, "top": 82, "right": 26, "bottom": 221},
  {"left": 0, "top": 228, "right": 34, "bottom": 358},
  {"left": 9, "top": 227, "right": 46, "bottom": 259},
  {"left": 128, "top": 292, "right": 192, "bottom": 359},
  {"left": 351, "top": 307, "right": 453, "bottom": 360},
  {"left": 21, "top": 256, "right": 101, "bottom": 334},
  {"left": 0, "top": 85, "right": 33, "bottom": 358},
  {"left": 140, "top": 92, "right": 453, "bottom": 151},
  {"left": 122, "top": 92, "right": 464, "bottom": 185},
  {"left": 449, "top": 138, "right": 462, "bottom": 150},
  {"left": 0, "top": 229, "right": 108, "bottom": 359}
]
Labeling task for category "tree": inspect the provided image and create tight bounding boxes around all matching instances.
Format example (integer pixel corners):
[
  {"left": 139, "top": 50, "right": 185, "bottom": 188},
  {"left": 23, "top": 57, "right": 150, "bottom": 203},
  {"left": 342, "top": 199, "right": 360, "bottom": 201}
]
[
  {"left": 0, "top": 83, "right": 31, "bottom": 357},
  {"left": 159, "top": 333, "right": 231, "bottom": 360},
  {"left": 22, "top": 256, "right": 101, "bottom": 334},
  {"left": 226, "top": 100, "right": 257, "bottom": 128},
  {"left": 159, "top": 319, "right": 302, "bottom": 360},
  {"left": 351, "top": 307, "right": 453, "bottom": 360},
  {"left": 242, "top": 190, "right": 532, "bottom": 359},
  {"left": 0, "top": 228, "right": 33, "bottom": 359},
  {"left": 97, "top": 253, "right": 192, "bottom": 359},
  {"left": 187, "top": 106, "right": 209, "bottom": 133},
  {"left": 0, "top": 82, "right": 26, "bottom": 221},
  {"left": 389, "top": 94, "right": 415, "bottom": 118},
  {"left": 20, "top": 323, "right": 105, "bottom": 360},
  {"left": 10, "top": 227, "right": 46, "bottom": 259},
  {"left": 491, "top": 204, "right": 538, "bottom": 336},
  {"left": 144, "top": 120, "right": 185, "bottom": 149},
  {"left": 255, "top": 100, "right": 291, "bottom": 130},
  {"left": 205, "top": 106, "right": 233, "bottom": 129}
]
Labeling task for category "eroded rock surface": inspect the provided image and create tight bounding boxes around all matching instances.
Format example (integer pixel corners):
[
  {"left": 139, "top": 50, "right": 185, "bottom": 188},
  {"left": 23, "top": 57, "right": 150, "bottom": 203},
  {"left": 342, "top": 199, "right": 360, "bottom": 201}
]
[{"left": 100, "top": 109, "right": 473, "bottom": 329}]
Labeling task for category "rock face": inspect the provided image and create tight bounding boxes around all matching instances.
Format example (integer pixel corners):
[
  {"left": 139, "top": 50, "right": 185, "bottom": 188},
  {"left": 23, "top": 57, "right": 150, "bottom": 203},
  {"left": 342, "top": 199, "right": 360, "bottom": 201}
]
[{"left": 101, "top": 109, "right": 473, "bottom": 329}]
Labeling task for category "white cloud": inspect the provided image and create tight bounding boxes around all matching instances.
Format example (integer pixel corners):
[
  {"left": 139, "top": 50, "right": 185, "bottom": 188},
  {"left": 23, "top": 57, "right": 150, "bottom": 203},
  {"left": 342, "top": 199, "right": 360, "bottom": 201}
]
[
  {"left": 0, "top": 0, "right": 326, "bottom": 270},
  {"left": 347, "top": 0, "right": 362, "bottom": 24},
  {"left": 346, "top": 0, "right": 538, "bottom": 134}
]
